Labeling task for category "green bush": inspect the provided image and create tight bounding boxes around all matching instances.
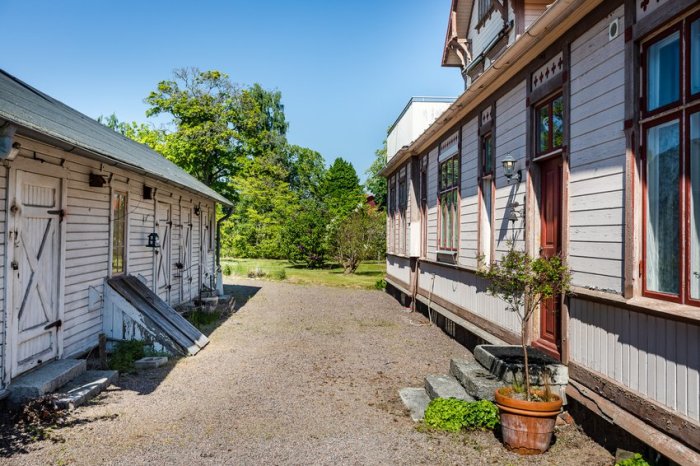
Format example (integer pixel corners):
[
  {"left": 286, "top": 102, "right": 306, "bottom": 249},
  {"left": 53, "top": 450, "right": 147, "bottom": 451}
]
[
  {"left": 109, "top": 340, "right": 145, "bottom": 373},
  {"left": 222, "top": 264, "right": 232, "bottom": 276},
  {"left": 616, "top": 454, "right": 650, "bottom": 466},
  {"left": 271, "top": 268, "right": 287, "bottom": 280},
  {"left": 424, "top": 398, "right": 499, "bottom": 432},
  {"left": 185, "top": 310, "right": 220, "bottom": 329},
  {"left": 374, "top": 278, "right": 386, "bottom": 290}
]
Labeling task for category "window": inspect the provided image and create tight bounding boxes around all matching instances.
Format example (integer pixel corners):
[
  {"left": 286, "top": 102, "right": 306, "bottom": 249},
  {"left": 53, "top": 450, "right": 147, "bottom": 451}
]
[
  {"left": 388, "top": 177, "right": 396, "bottom": 252},
  {"left": 641, "top": 14, "right": 700, "bottom": 306},
  {"left": 536, "top": 95, "right": 564, "bottom": 155},
  {"left": 111, "top": 191, "right": 127, "bottom": 275},
  {"left": 439, "top": 156, "right": 460, "bottom": 251},
  {"left": 480, "top": 133, "right": 495, "bottom": 264},
  {"left": 398, "top": 177, "right": 407, "bottom": 254}
]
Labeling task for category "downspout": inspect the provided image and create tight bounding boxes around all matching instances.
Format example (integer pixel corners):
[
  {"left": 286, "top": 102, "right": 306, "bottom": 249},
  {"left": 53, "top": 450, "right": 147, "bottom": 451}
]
[{"left": 215, "top": 205, "right": 234, "bottom": 296}]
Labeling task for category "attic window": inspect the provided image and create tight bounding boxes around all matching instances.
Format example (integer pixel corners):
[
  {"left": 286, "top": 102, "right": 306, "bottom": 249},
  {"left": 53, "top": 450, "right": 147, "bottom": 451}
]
[{"left": 477, "top": 0, "right": 493, "bottom": 28}]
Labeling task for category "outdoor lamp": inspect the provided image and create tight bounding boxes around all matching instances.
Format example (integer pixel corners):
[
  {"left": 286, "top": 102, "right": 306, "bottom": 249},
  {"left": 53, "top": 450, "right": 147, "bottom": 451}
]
[
  {"left": 502, "top": 153, "right": 522, "bottom": 183},
  {"left": 147, "top": 232, "right": 160, "bottom": 248}
]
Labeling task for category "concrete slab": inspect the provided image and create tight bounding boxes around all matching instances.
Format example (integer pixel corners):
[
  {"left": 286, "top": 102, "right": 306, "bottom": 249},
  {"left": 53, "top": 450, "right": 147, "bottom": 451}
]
[
  {"left": 134, "top": 356, "right": 168, "bottom": 370},
  {"left": 399, "top": 388, "right": 431, "bottom": 421},
  {"left": 474, "top": 345, "right": 568, "bottom": 385},
  {"left": 55, "top": 370, "right": 119, "bottom": 410},
  {"left": 424, "top": 375, "right": 474, "bottom": 401},
  {"left": 450, "top": 359, "right": 504, "bottom": 401},
  {"left": 8, "top": 359, "right": 86, "bottom": 404}
]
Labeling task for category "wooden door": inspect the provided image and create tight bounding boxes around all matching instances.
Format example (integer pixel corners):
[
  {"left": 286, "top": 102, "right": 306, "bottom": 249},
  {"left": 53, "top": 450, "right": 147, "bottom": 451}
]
[
  {"left": 201, "top": 208, "right": 211, "bottom": 290},
  {"left": 536, "top": 157, "right": 563, "bottom": 359},
  {"left": 180, "top": 205, "right": 193, "bottom": 303},
  {"left": 155, "top": 202, "right": 172, "bottom": 303},
  {"left": 10, "top": 171, "right": 63, "bottom": 376}
]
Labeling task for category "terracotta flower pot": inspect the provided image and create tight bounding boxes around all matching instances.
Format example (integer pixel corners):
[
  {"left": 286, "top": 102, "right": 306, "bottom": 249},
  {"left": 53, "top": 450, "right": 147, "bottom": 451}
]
[{"left": 494, "top": 387, "right": 563, "bottom": 455}]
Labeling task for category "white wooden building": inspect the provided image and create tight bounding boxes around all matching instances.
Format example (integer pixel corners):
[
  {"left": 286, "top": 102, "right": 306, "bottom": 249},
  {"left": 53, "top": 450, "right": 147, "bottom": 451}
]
[
  {"left": 0, "top": 70, "right": 231, "bottom": 389},
  {"left": 382, "top": 0, "right": 699, "bottom": 461}
]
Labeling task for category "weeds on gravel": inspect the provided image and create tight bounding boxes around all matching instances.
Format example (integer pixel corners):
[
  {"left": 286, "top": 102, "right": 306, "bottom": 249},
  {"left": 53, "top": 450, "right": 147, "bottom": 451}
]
[
  {"left": 185, "top": 309, "right": 222, "bottom": 330},
  {"left": 423, "top": 398, "right": 499, "bottom": 432},
  {"left": 108, "top": 340, "right": 145, "bottom": 373}
]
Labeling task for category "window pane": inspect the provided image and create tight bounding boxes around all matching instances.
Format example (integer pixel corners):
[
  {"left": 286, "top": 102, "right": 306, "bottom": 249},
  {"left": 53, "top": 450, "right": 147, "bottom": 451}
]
[
  {"left": 647, "top": 32, "right": 680, "bottom": 111},
  {"left": 691, "top": 113, "right": 700, "bottom": 299},
  {"left": 692, "top": 20, "right": 700, "bottom": 96},
  {"left": 645, "top": 120, "right": 680, "bottom": 295},
  {"left": 483, "top": 135, "right": 493, "bottom": 175},
  {"left": 552, "top": 97, "right": 564, "bottom": 148},
  {"left": 537, "top": 104, "right": 550, "bottom": 153},
  {"left": 112, "top": 192, "right": 126, "bottom": 275}
]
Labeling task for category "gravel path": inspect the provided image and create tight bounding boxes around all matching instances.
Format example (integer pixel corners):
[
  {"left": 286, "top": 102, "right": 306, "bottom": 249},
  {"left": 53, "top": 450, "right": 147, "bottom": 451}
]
[{"left": 1, "top": 279, "right": 613, "bottom": 465}]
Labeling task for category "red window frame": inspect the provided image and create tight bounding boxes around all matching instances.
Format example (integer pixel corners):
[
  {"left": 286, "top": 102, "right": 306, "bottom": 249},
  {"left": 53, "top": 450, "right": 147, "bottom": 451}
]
[
  {"left": 640, "top": 13, "right": 700, "bottom": 308},
  {"left": 478, "top": 131, "right": 495, "bottom": 264},
  {"left": 535, "top": 93, "right": 564, "bottom": 156},
  {"left": 438, "top": 155, "right": 460, "bottom": 252}
]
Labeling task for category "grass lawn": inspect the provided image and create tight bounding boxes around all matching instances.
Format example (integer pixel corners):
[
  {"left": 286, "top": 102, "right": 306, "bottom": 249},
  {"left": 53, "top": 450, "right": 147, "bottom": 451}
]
[{"left": 221, "top": 258, "right": 386, "bottom": 289}]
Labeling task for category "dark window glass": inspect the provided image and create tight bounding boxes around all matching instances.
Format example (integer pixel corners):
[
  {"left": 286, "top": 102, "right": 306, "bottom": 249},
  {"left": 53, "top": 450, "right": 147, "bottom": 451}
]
[
  {"left": 537, "top": 104, "right": 550, "bottom": 153},
  {"left": 112, "top": 192, "right": 127, "bottom": 275},
  {"left": 692, "top": 20, "right": 700, "bottom": 96},
  {"left": 647, "top": 31, "right": 680, "bottom": 111},
  {"left": 482, "top": 133, "right": 493, "bottom": 176}
]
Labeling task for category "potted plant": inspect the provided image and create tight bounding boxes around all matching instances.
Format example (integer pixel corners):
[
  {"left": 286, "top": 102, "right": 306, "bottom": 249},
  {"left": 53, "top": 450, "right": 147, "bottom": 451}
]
[{"left": 477, "top": 244, "right": 571, "bottom": 454}]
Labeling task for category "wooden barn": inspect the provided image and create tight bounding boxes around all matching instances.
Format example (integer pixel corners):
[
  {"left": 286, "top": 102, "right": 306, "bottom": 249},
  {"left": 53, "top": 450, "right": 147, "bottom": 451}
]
[
  {"left": 382, "top": 0, "right": 699, "bottom": 460},
  {"left": 0, "top": 69, "right": 231, "bottom": 393}
]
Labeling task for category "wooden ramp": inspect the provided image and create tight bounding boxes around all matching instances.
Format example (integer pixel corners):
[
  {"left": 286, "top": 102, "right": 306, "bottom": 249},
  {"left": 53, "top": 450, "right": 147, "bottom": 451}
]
[{"left": 106, "top": 275, "right": 209, "bottom": 356}]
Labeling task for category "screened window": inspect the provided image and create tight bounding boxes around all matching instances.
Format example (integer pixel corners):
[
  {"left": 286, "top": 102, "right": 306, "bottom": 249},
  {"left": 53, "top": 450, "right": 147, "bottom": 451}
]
[
  {"left": 111, "top": 191, "right": 127, "bottom": 275},
  {"left": 641, "top": 15, "right": 700, "bottom": 306},
  {"left": 536, "top": 95, "right": 564, "bottom": 154},
  {"left": 439, "top": 156, "right": 459, "bottom": 251},
  {"left": 646, "top": 31, "right": 680, "bottom": 111}
]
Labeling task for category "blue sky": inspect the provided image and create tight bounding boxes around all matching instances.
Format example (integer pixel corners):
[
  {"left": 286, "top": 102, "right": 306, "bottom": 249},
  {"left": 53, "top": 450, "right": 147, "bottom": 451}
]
[{"left": 0, "top": 0, "right": 461, "bottom": 181}]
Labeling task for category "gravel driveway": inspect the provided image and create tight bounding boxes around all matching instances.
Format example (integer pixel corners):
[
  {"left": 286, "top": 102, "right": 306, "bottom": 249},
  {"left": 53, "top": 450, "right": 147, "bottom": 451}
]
[{"left": 1, "top": 279, "right": 612, "bottom": 465}]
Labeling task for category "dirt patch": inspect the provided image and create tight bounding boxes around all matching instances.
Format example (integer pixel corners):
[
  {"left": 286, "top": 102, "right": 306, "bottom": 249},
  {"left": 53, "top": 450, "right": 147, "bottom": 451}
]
[{"left": 0, "top": 279, "right": 613, "bottom": 465}]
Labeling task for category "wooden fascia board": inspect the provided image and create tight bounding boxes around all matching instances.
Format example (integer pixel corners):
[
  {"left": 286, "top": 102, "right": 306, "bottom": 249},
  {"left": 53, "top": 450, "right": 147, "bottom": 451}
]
[{"left": 388, "top": 0, "right": 605, "bottom": 173}]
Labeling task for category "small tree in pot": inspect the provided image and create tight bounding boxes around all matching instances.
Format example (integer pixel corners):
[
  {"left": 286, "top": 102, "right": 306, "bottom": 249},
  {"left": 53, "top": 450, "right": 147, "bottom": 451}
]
[{"left": 477, "top": 244, "right": 571, "bottom": 453}]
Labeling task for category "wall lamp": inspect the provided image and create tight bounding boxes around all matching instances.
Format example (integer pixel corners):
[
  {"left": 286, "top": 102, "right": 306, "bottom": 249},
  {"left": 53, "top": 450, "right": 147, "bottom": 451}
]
[
  {"left": 147, "top": 232, "right": 160, "bottom": 249},
  {"left": 502, "top": 153, "right": 522, "bottom": 184}
]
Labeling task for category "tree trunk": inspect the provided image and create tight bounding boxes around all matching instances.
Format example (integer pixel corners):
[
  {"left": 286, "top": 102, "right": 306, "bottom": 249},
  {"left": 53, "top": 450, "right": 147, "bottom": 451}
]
[{"left": 522, "top": 319, "right": 531, "bottom": 401}]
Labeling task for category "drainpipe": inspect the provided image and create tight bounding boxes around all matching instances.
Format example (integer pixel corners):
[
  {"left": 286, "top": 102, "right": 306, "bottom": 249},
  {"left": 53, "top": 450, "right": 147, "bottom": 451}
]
[{"left": 215, "top": 205, "right": 233, "bottom": 296}]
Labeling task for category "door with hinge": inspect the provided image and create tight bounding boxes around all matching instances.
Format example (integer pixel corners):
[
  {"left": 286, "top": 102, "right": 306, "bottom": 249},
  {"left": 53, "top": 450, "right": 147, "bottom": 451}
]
[
  {"left": 200, "top": 208, "right": 211, "bottom": 291},
  {"left": 534, "top": 157, "right": 563, "bottom": 360},
  {"left": 180, "top": 205, "right": 193, "bottom": 303},
  {"left": 10, "top": 171, "right": 64, "bottom": 377},
  {"left": 155, "top": 202, "right": 172, "bottom": 303}
]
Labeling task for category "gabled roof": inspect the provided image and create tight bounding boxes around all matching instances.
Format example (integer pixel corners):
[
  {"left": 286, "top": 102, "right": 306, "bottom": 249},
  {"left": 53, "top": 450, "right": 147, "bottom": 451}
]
[
  {"left": 0, "top": 69, "right": 232, "bottom": 206},
  {"left": 442, "top": 0, "right": 473, "bottom": 67}
]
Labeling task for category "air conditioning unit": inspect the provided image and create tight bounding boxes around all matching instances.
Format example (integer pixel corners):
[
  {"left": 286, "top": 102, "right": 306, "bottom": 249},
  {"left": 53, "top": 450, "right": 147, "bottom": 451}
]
[{"left": 608, "top": 18, "right": 620, "bottom": 41}]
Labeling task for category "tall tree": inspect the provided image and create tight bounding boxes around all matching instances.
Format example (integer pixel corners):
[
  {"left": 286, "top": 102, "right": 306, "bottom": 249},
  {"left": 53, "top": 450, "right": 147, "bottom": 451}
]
[
  {"left": 322, "top": 157, "right": 364, "bottom": 221},
  {"left": 364, "top": 140, "right": 388, "bottom": 210},
  {"left": 286, "top": 145, "right": 326, "bottom": 200}
]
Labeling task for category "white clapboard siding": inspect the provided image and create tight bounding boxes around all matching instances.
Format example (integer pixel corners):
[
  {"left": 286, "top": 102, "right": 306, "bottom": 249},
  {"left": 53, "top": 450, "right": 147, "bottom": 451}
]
[
  {"left": 387, "top": 255, "right": 411, "bottom": 285},
  {"left": 460, "top": 118, "right": 479, "bottom": 268},
  {"left": 128, "top": 180, "right": 155, "bottom": 285},
  {"left": 569, "top": 6, "right": 626, "bottom": 294},
  {"left": 0, "top": 166, "right": 6, "bottom": 386},
  {"left": 494, "top": 81, "right": 527, "bottom": 257},
  {"left": 468, "top": 2, "right": 507, "bottom": 61},
  {"left": 426, "top": 147, "right": 439, "bottom": 260},
  {"left": 570, "top": 298, "right": 700, "bottom": 423},
  {"left": 418, "top": 261, "right": 519, "bottom": 334}
]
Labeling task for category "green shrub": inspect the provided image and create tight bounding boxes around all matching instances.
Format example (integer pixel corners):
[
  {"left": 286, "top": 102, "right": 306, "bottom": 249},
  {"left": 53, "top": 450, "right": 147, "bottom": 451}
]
[
  {"left": 374, "top": 278, "right": 386, "bottom": 290},
  {"left": 109, "top": 340, "right": 145, "bottom": 373},
  {"left": 222, "top": 264, "right": 232, "bottom": 276},
  {"left": 247, "top": 267, "right": 266, "bottom": 278},
  {"left": 616, "top": 454, "right": 650, "bottom": 466},
  {"left": 185, "top": 310, "right": 220, "bottom": 329},
  {"left": 271, "top": 268, "right": 287, "bottom": 280},
  {"left": 424, "top": 398, "right": 499, "bottom": 432}
]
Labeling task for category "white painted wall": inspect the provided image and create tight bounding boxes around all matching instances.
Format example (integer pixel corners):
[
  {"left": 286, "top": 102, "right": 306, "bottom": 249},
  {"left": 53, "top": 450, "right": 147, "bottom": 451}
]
[
  {"left": 0, "top": 166, "right": 6, "bottom": 387},
  {"left": 569, "top": 5, "right": 626, "bottom": 293},
  {"left": 387, "top": 100, "right": 453, "bottom": 161}
]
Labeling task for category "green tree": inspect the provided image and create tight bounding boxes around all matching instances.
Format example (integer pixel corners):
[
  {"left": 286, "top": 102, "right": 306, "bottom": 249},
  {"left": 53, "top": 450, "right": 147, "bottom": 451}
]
[
  {"left": 322, "top": 157, "right": 364, "bottom": 221},
  {"left": 286, "top": 145, "right": 326, "bottom": 200},
  {"left": 281, "top": 198, "right": 330, "bottom": 268},
  {"left": 331, "top": 205, "right": 386, "bottom": 274},
  {"left": 364, "top": 140, "right": 388, "bottom": 210}
]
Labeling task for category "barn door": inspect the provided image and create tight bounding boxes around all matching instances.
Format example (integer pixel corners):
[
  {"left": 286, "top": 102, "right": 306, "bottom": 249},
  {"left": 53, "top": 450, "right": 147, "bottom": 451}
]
[
  {"left": 155, "top": 202, "right": 172, "bottom": 303},
  {"left": 535, "top": 157, "right": 563, "bottom": 360},
  {"left": 180, "top": 206, "right": 193, "bottom": 302},
  {"left": 201, "top": 209, "right": 211, "bottom": 290},
  {"left": 10, "top": 171, "right": 63, "bottom": 377}
]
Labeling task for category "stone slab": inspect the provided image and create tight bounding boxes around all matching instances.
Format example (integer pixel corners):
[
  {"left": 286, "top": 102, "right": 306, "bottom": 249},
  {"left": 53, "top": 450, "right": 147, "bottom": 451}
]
[
  {"left": 8, "top": 359, "right": 86, "bottom": 404},
  {"left": 424, "top": 375, "right": 474, "bottom": 401},
  {"left": 474, "top": 345, "right": 568, "bottom": 385},
  {"left": 399, "top": 388, "right": 431, "bottom": 421},
  {"left": 450, "top": 359, "right": 504, "bottom": 401},
  {"left": 55, "top": 370, "right": 119, "bottom": 410},
  {"left": 134, "top": 356, "right": 168, "bottom": 370}
]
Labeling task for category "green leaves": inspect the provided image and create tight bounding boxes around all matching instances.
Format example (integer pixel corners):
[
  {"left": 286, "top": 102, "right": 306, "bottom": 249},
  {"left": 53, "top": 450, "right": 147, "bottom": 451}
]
[{"left": 423, "top": 398, "right": 500, "bottom": 432}]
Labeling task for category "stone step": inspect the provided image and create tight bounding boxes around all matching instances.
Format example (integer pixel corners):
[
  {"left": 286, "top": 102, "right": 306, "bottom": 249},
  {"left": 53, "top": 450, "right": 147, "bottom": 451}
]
[
  {"left": 424, "top": 374, "right": 474, "bottom": 401},
  {"left": 449, "top": 358, "right": 504, "bottom": 401},
  {"left": 55, "top": 370, "right": 119, "bottom": 410},
  {"left": 8, "top": 359, "right": 86, "bottom": 404},
  {"left": 398, "top": 388, "right": 431, "bottom": 421}
]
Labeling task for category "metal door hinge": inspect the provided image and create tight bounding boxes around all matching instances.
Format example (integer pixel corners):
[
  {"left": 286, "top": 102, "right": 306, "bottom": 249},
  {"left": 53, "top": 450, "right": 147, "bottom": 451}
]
[
  {"left": 47, "top": 209, "right": 65, "bottom": 221},
  {"left": 44, "top": 319, "right": 62, "bottom": 330}
]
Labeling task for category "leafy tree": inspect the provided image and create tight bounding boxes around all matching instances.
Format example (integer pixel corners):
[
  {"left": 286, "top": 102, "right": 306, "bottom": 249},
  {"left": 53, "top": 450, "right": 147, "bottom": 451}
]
[
  {"left": 365, "top": 140, "right": 388, "bottom": 210},
  {"left": 97, "top": 113, "right": 167, "bottom": 154},
  {"left": 331, "top": 205, "right": 385, "bottom": 274},
  {"left": 281, "top": 198, "right": 330, "bottom": 268},
  {"left": 322, "top": 157, "right": 364, "bottom": 221},
  {"left": 286, "top": 145, "right": 326, "bottom": 200}
]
